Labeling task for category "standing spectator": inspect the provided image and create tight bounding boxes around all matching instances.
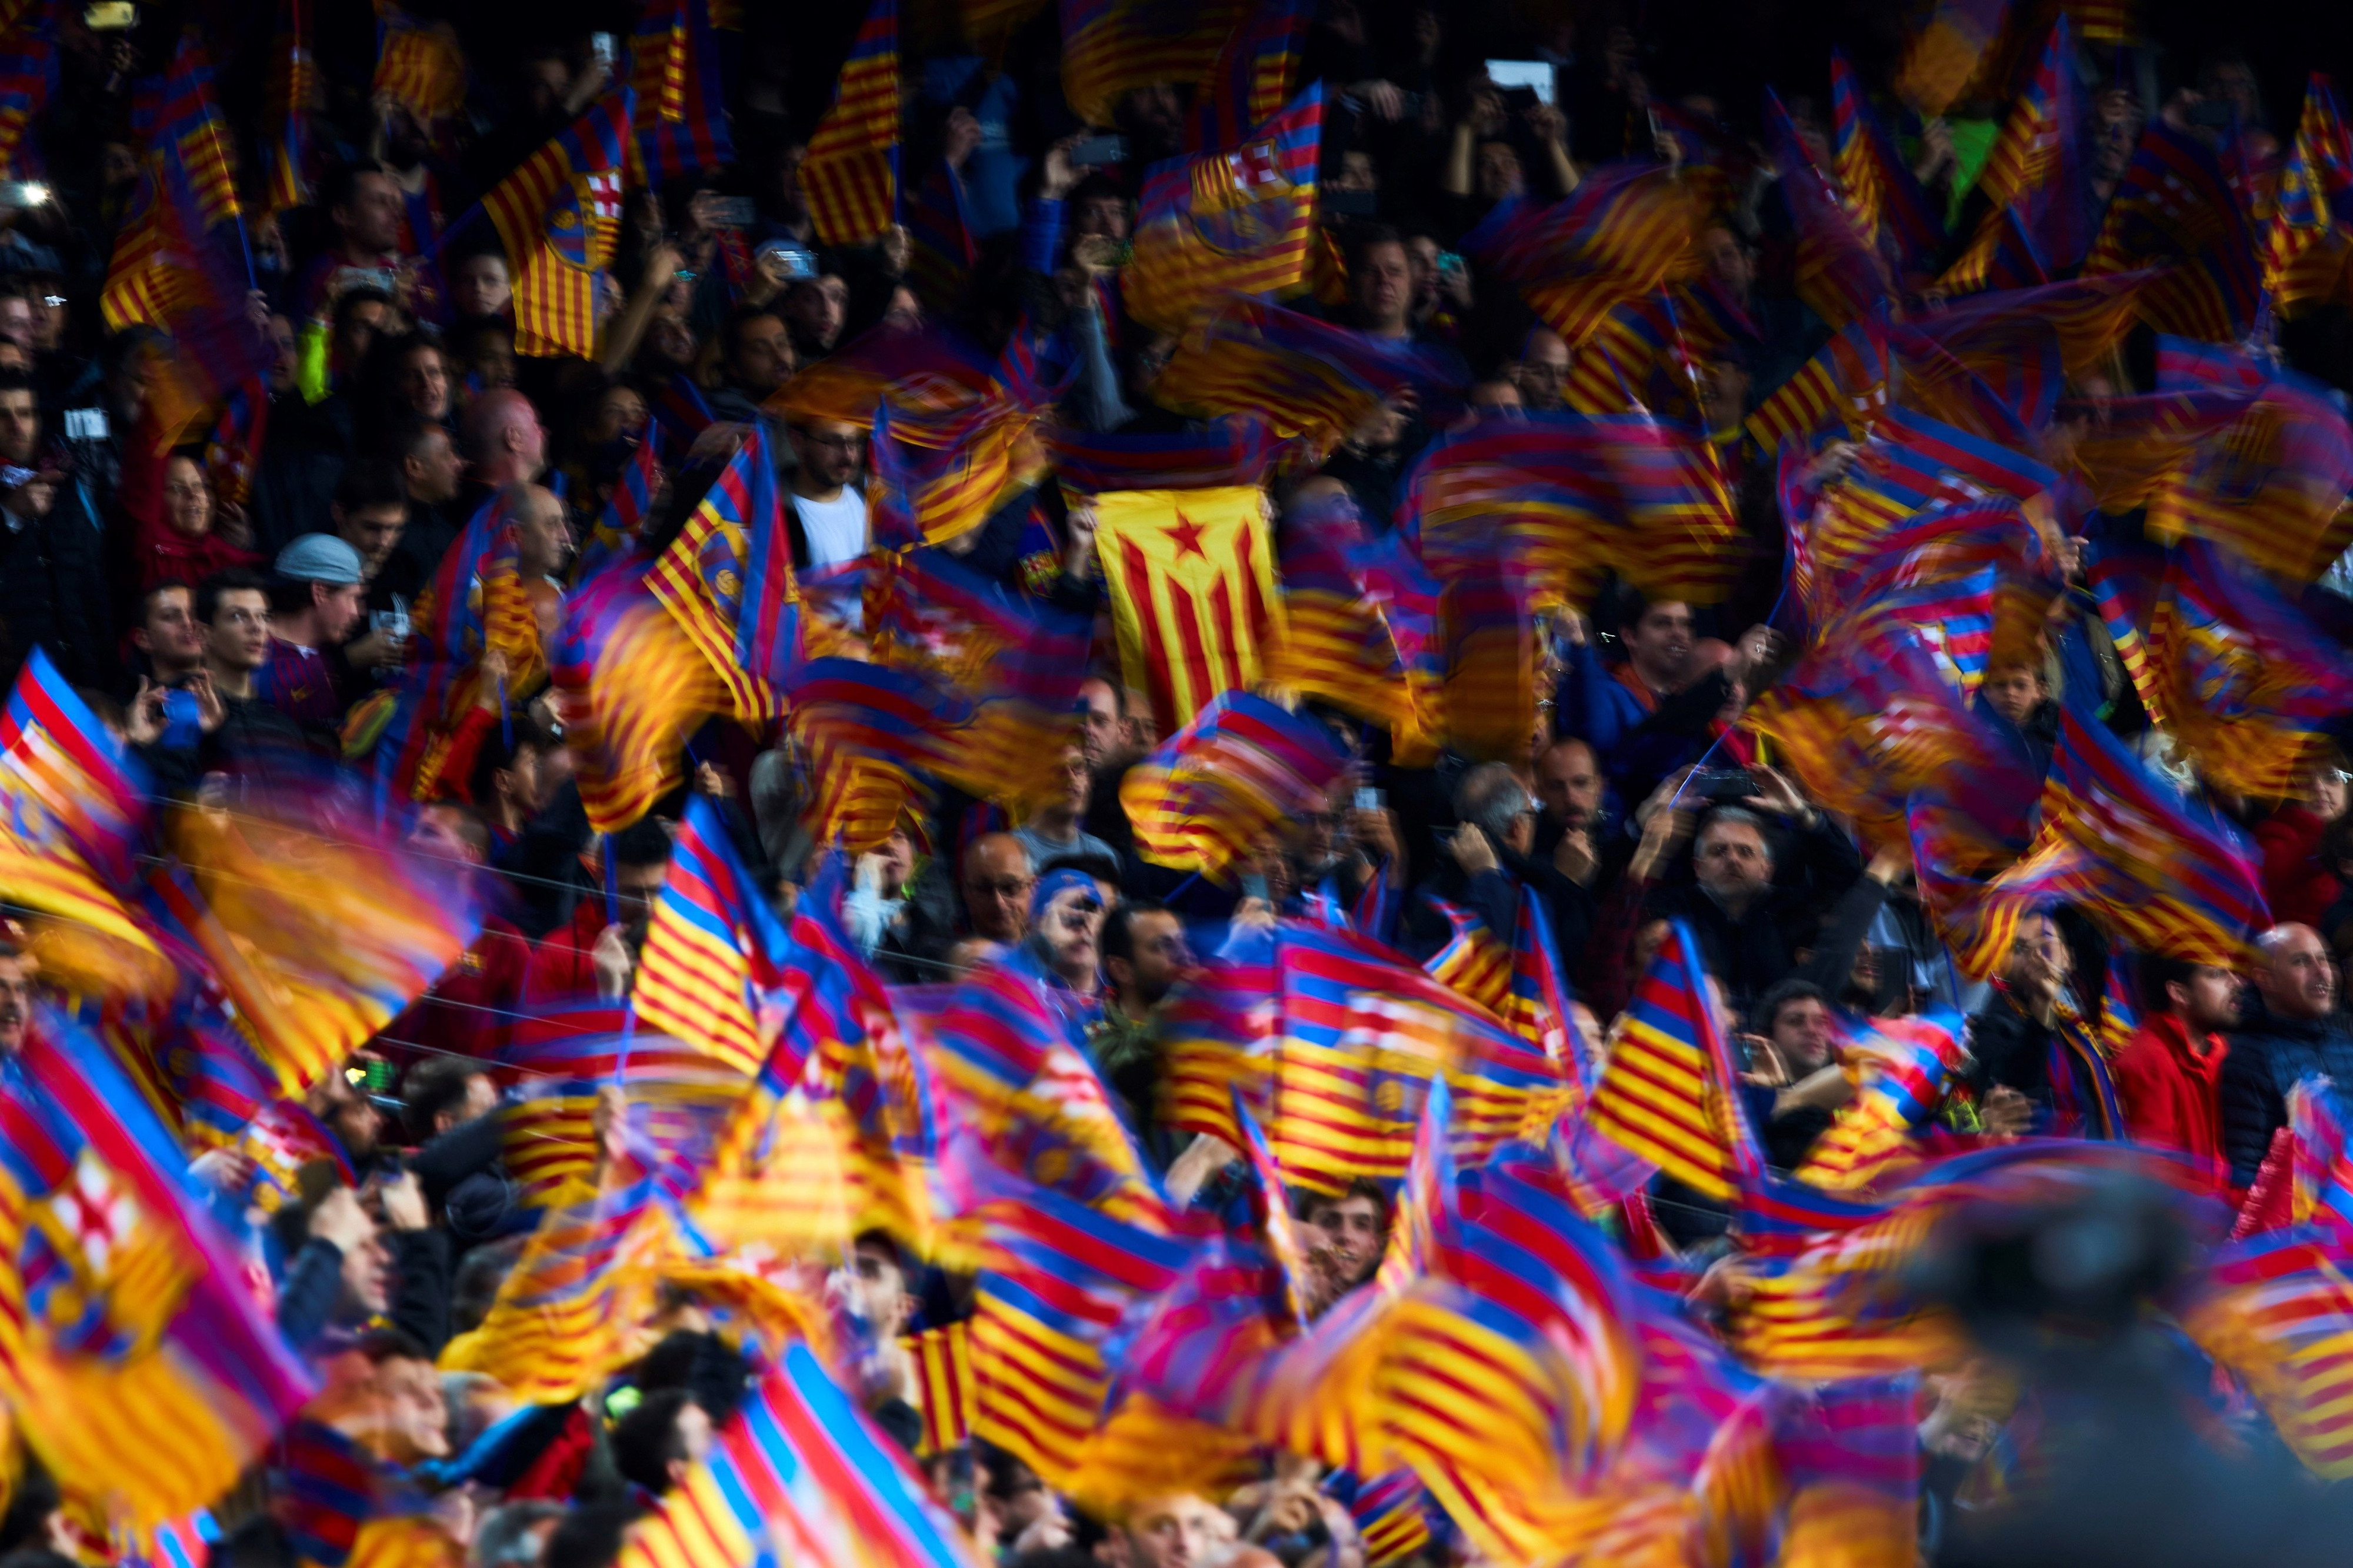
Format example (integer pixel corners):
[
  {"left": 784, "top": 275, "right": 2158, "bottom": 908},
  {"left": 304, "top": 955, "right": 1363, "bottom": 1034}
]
[
  {"left": 2112, "top": 953, "right": 2239, "bottom": 1189},
  {"left": 1013, "top": 748, "right": 1121, "bottom": 873},
  {"left": 258, "top": 534, "right": 368, "bottom": 726},
  {"left": 2220, "top": 925, "right": 2353, "bottom": 1192},
  {"left": 195, "top": 568, "right": 314, "bottom": 773},
  {"left": 785, "top": 420, "right": 868, "bottom": 570},
  {"left": 0, "top": 368, "right": 112, "bottom": 690}
]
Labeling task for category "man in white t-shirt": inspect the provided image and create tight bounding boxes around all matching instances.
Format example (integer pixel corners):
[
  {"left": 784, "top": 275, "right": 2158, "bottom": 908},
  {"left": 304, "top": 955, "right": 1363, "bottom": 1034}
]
[{"left": 785, "top": 418, "right": 868, "bottom": 570}]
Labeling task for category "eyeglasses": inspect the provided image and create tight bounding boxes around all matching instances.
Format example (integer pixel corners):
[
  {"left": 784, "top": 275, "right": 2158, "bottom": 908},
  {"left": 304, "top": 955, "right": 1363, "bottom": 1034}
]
[{"left": 971, "top": 877, "right": 1034, "bottom": 899}]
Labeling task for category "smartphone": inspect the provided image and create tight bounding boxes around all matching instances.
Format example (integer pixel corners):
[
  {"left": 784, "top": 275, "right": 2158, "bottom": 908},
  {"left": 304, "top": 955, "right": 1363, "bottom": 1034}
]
[
  {"left": 1485, "top": 59, "right": 1555, "bottom": 106},
  {"left": 589, "top": 32, "right": 616, "bottom": 69},
  {"left": 85, "top": 2, "right": 137, "bottom": 28},
  {"left": 707, "top": 195, "right": 758, "bottom": 229},
  {"left": 1436, "top": 251, "right": 1467, "bottom": 276},
  {"left": 1069, "top": 133, "right": 1128, "bottom": 168},
  {"left": 0, "top": 181, "right": 48, "bottom": 209},
  {"left": 1354, "top": 787, "right": 1384, "bottom": 812},
  {"left": 1688, "top": 767, "right": 1762, "bottom": 802}
]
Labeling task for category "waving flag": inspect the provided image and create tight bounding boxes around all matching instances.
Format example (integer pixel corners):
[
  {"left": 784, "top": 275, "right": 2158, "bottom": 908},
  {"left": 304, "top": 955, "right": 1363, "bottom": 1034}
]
[
  {"left": 372, "top": 2, "right": 465, "bottom": 124},
  {"left": 1939, "top": 17, "right": 2090, "bottom": 294},
  {"left": 1155, "top": 292, "right": 1460, "bottom": 442},
  {"left": 631, "top": 793, "right": 795, "bottom": 1077},
  {"left": 630, "top": 0, "right": 732, "bottom": 182},
  {"left": 1049, "top": 416, "right": 1281, "bottom": 493},
  {"left": 1189, "top": 0, "right": 1312, "bottom": 154},
  {"left": 554, "top": 565, "right": 725, "bottom": 835},
  {"left": 1267, "top": 525, "right": 1434, "bottom": 743},
  {"left": 2290, "top": 1079, "right": 2353, "bottom": 1244},
  {"left": 619, "top": 1342, "right": 982, "bottom": 1568},
  {"left": 1764, "top": 90, "right": 1892, "bottom": 330},
  {"left": 804, "top": 0, "right": 899, "bottom": 245},
  {"left": 0, "top": 6, "right": 56, "bottom": 181},
  {"left": 645, "top": 428, "right": 804, "bottom": 726},
  {"left": 1831, "top": 51, "right": 1943, "bottom": 273},
  {"left": 1119, "top": 693, "right": 1348, "bottom": 880},
  {"left": 2185, "top": 1229, "right": 2353, "bottom": 1478},
  {"left": 481, "top": 88, "right": 634, "bottom": 357},
  {"left": 261, "top": 0, "right": 314, "bottom": 218},
  {"left": 6, "top": 1011, "right": 315, "bottom": 1527},
  {"left": 1586, "top": 921, "right": 1764, "bottom": 1200},
  {"left": 2270, "top": 75, "right": 2353, "bottom": 313},
  {"left": 1770, "top": 1376, "right": 1923, "bottom": 1565},
  {"left": 1060, "top": 0, "right": 1251, "bottom": 127},
  {"left": 1464, "top": 164, "right": 1701, "bottom": 349},
  {"left": 1795, "top": 1012, "right": 1973, "bottom": 1191},
  {"left": 1893, "top": 0, "right": 2010, "bottom": 116},
  {"left": 1744, "top": 315, "right": 1891, "bottom": 452},
  {"left": 1125, "top": 86, "right": 1321, "bottom": 334},
  {"left": 2085, "top": 119, "right": 2262, "bottom": 342}
]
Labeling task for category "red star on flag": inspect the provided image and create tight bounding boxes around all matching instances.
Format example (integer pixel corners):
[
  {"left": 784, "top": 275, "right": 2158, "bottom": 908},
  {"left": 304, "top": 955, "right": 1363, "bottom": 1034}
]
[{"left": 1165, "top": 514, "right": 1209, "bottom": 559}]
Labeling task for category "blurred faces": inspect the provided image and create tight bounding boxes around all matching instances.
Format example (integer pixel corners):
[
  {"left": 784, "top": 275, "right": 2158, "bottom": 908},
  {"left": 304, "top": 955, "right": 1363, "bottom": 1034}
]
[
  {"left": 396, "top": 343, "right": 451, "bottom": 421},
  {"left": 2259, "top": 925, "right": 2335, "bottom": 1020},
  {"left": 205, "top": 587, "right": 271, "bottom": 673},
  {"left": 1693, "top": 816, "right": 1771, "bottom": 905},
  {"left": 785, "top": 275, "right": 850, "bottom": 354},
  {"left": 1515, "top": 328, "right": 1570, "bottom": 410},
  {"left": 136, "top": 585, "right": 207, "bottom": 675},
  {"left": 725, "top": 311, "right": 794, "bottom": 396},
  {"left": 2004, "top": 913, "right": 2071, "bottom": 1002},
  {"left": 1302, "top": 1192, "right": 1384, "bottom": 1287},
  {"left": 1074, "top": 191, "right": 1129, "bottom": 241},
  {"left": 337, "top": 171, "right": 406, "bottom": 255},
  {"left": 453, "top": 253, "right": 512, "bottom": 319},
  {"left": 162, "top": 455, "right": 214, "bottom": 539},
  {"left": 2302, "top": 760, "right": 2350, "bottom": 822},
  {"left": 1036, "top": 884, "right": 1104, "bottom": 993},
  {"left": 1112, "top": 909, "right": 1190, "bottom": 1009},
  {"left": 1768, "top": 994, "right": 1835, "bottom": 1075},
  {"left": 267, "top": 313, "right": 301, "bottom": 393},
  {"left": 789, "top": 420, "right": 862, "bottom": 492},
  {"left": 339, "top": 504, "right": 406, "bottom": 578},
  {"left": 1701, "top": 225, "right": 1755, "bottom": 304},
  {"left": 1475, "top": 140, "right": 1524, "bottom": 202},
  {"left": 308, "top": 580, "right": 368, "bottom": 644},
  {"left": 374, "top": 1355, "right": 450, "bottom": 1462},
  {"left": 1076, "top": 678, "right": 1122, "bottom": 768},
  {"left": 1353, "top": 240, "right": 1413, "bottom": 335},
  {"left": 1121, "top": 1496, "right": 1224, "bottom": 1568},
  {"left": 335, "top": 298, "right": 391, "bottom": 371},
  {"left": 961, "top": 834, "right": 1033, "bottom": 942},
  {"left": 1537, "top": 739, "right": 1602, "bottom": 831},
  {"left": 0, "top": 385, "right": 36, "bottom": 465},
  {"left": 836, "top": 1235, "right": 916, "bottom": 1337},
  {"left": 0, "top": 950, "right": 28, "bottom": 1053},
  {"left": 511, "top": 485, "right": 574, "bottom": 581},
  {"left": 0, "top": 296, "right": 33, "bottom": 348},
  {"left": 405, "top": 424, "right": 464, "bottom": 505},
  {"left": 2172, "top": 964, "right": 2241, "bottom": 1033},
  {"left": 1623, "top": 600, "right": 1694, "bottom": 690},
  {"left": 1982, "top": 664, "right": 2044, "bottom": 726}
]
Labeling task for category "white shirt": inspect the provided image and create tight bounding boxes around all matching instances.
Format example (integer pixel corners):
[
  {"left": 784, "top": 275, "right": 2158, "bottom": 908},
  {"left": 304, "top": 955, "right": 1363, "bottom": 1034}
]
[{"left": 791, "top": 487, "right": 868, "bottom": 570}]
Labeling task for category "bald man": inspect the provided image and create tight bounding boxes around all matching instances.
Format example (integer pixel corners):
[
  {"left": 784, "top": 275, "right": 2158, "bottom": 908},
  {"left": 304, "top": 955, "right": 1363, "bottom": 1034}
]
[
  {"left": 2219, "top": 923, "right": 2353, "bottom": 1189},
  {"left": 959, "top": 833, "right": 1034, "bottom": 943},
  {"left": 464, "top": 388, "right": 548, "bottom": 489},
  {"left": 505, "top": 483, "right": 574, "bottom": 583}
]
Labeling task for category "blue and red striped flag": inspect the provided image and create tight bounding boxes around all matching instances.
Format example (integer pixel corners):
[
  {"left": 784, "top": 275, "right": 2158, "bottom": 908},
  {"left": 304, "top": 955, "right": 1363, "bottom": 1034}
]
[
  {"left": 1585, "top": 920, "right": 1765, "bottom": 1200},
  {"left": 1893, "top": 0, "right": 2010, "bottom": 116},
  {"left": 1154, "top": 289, "right": 1460, "bottom": 440},
  {"left": 629, "top": 0, "right": 733, "bottom": 182},
  {"left": 1464, "top": 162, "right": 1701, "bottom": 351},
  {"left": 1059, "top": 0, "right": 1250, "bottom": 128},
  {"left": 1762, "top": 88, "right": 1891, "bottom": 330},
  {"left": 0, "top": 6, "right": 57, "bottom": 181},
  {"left": 1939, "top": 18, "right": 2091, "bottom": 295},
  {"left": 261, "top": 0, "right": 315, "bottom": 218},
  {"left": 479, "top": 88, "right": 634, "bottom": 357},
  {"left": 1188, "top": 0, "right": 1312, "bottom": 154},
  {"left": 1046, "top": 415, "right": 1280, "bottom": 493},
  {"left": 1118, "top": 692, "right": 1349, "bottom": 880},
  {"left": 2290, "top": 1079, "right": 2353, "bottom": 1245},
  {"left": 631, "top": 791, "right": 799, "bottom": 1078},
  {"left": 2086, "top": 118, "right": 2263, "bottom": 342},
  {"left": 645, "top": 427, "right": 804, "bottom": 726},
  {"left": 575, "top": 434, "right": 661, "bottom": 581},
  {"left": 804, "top": 0, "right": 900, "bottom": 246},
  {"left": 1794, "top": 1011, "right": 1974, "bottom": 1192},
  {"left": 1831, "top": 51, "right": 1943, "bottom": 275},
  {"left": 2184, "top": 1227, "right": 2353, "bottom": 1477},
  {"left": 617, "top": 1342, "right": 983, "bottom": 1568},
  {"left": 372, "top": 2, "right": 465, "bottom": 125},
  {"left": 901, "top": 162, "right": 976, "bottom": 311},
  {"left": 552, "top": 562, "right": 724, "bottom": 834},
  {"left": 1125, "top": 86, "right": 1322, "bottom": 334},
  {"left": 2269, "top": 74, "right": 2353, "bottom": 313}
]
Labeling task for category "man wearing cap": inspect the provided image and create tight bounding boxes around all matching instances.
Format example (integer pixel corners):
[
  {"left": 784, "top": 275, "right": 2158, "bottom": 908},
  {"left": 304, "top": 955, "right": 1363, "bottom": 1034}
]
[{"left": 258, "top": 533, "right": 368, "bottom": 727}]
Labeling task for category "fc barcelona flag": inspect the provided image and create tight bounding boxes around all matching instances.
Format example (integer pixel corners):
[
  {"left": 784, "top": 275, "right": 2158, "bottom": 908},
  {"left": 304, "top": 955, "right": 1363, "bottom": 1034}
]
[
  {"left": 630, "top": 0, "right": 732, "bottom": 182},
  {"left": 1124, "top": 86, "right": 1321, "bottom": 335},
  {"left": 262, "top": 0, "right": 315, "bottom": 219},
  {"left": 1061, "top": 0, "right": 1250, "bottom": 128},
  {"left": 481, "top": 88, "right": 635, "bottom": 358},
  {"left": 2269, "top": 74, "right": 2353, "bottom": 313},
  {"left": 1091, "top": 485, "right": 1284, "bottom": 736},
  {"left": 372, "top": 2, "right": 465, "bottom": 125},
  {"left": 804, "top": 0, "right": 899, "bottom": 246},
  {"left": 0, "top": 6, "right": 56, "bottom": 182}
]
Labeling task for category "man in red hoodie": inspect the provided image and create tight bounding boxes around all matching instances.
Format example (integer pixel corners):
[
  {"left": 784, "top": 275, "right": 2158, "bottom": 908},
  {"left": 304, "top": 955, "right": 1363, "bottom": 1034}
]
[
  {"left": 524, "top": 818, "right": 675, "bottom": 1004},
  {"left": 2110, "top": 951, "right": 2241, "bottom": 1187}
]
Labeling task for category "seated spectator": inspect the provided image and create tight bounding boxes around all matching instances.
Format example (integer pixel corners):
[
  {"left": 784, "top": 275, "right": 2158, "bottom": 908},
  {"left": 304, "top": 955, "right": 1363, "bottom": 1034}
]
[
  {"left": 1014, "top": 748, "right": 1121, "bottom": 873},
  {"left": 959, "top": 833, "right": 1035, "bottom": 946},
  {"left": 2221, "top": 924, "right": 2353, "bottom": 1192},
  {"left": 258, "top": 534, "right": 368, "bottom": 726}
]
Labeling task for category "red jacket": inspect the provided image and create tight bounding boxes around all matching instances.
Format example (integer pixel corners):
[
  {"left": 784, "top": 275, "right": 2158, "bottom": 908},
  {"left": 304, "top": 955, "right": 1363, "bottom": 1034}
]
[
  {"left": 2257, "top": 806, "right": 2342, "bottom": 932},
  {"left": 2111, "top": 1014, "right": 2230, "bottom": 1186},
  {"left": 380, "top": 914, "right": 531, "bottom": 1062},
  {"left": 524, "top": 898, "right": 613, "bottom": 1005}
]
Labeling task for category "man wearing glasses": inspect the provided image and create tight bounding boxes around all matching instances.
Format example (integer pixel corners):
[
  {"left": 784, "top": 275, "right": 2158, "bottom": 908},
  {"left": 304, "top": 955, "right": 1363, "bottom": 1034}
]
[{"left": 786, "top": 419, "right": 868, "bottom": 570}]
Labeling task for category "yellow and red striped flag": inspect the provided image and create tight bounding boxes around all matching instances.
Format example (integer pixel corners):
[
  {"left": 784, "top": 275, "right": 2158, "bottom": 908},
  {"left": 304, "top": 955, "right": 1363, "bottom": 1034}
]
[
  {"left": 905, "top": 1323, "right": 976, "bottom": 1456},
  {"left": 2269, "top": 75, "right": 2353, "bottom": 314},
  {"left": 481, "top": 88, "right": 635, "bottom": 358},
  {"left": 1585, "top": 921, "right": 1763, "bottom": 1200},
  {"left": 1091, "top": 485, "right": 1284, "bottom": 737},
  {"left": 372, "top": 2, "right": 465, "bottom": 124},
  {"left": 804, "top": 0, "right": 900, "bottom": 246},
  {"left": 1124, "top": 87, "right": 1321, "bottom": 335}
]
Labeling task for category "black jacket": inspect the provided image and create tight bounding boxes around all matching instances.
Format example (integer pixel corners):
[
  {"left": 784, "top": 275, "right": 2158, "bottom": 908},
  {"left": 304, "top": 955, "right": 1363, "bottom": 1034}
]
[
  {"left": 2219, "top": 1006, "right": 2353, "bottom": 1188},
  {"left": 1642, "top": 814, "right": 1863, "bottom": 1019},
  {"left": 0, "top": 479, "right": 116, "bottom": 696}
]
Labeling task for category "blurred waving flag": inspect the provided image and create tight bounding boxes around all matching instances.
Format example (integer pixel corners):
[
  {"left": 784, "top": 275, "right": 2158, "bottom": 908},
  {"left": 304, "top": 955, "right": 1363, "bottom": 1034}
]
[
  {"left": 1586, "top": 920, "right": 1764, "bottom": 1200},
  {"left": 2269, "top": 74, "right": 2353, "bottom": 313},
  {"left": 632, "top": 792, "right": 795, "bottom": 1078},
  {"left": 261, "top": 0, "right": 315, "bottom": 219},
  {"left": 2085, "top": 118, "right": 2262, "bottom": 342},
  {"left": 1762, "top": 89, "right": 1891, "bottom": 330},
  {"left": 1060, "top": 0, "right": 1250, "bottom": 128},
  {"left": 803, "top": 0, "right": 900, "bottom": 246},
  {"left": 629, "top": 0, "right": 732, "bottom": 183},
  {"left": 1795, "top": 1012, "right": 1974, "bottom": 1192},
  {"left": 0, "top": 650, "right": 156, "bottom": 975},
  {"left": 0, "top": 6, "right": 56, "bottom": 181},
  {"left": 1124, "top": 86, "right": 1321, "bottom": 334},
  {"left": 1118, "top": 692, "right": 1348, "bottom": 881},
  {"left": 481, "top": 88, "right": 635, "bottom": 357},
  {"left": 1894, "top": 0, "right": 2011, "bottom": 116},
  {"left": 372, "top": 2, "right": 465, "bottom": 125},
  {"left": 1155, "top": 293, "right": 1461, "bottom": 442},
  {"left": 1831, "top": 51, "right": 1943, "bottom": 275},
  {"left": 1938, "top": 16, "right": 2090, "bottom": 294},
  {"left": 1188, "top": 0, "right": 1312, "bottom": 155},
  {"left": 617, "top": 1342, "right": 983, "bottom": 1568},
  {"left": 554, "top": 563, "right": 725, "bottom": 835},
  {"left": 1464, "top": 163, "right": 1701, "bottom": 350},
  {"left": 1091, "top": 484, "right": 1282, "bottom": 735},
  {"left": 645, "top": 428, "right": 804, "bottom": 726},
  {"left": 1745, "top": 315, "right": 1890, "bottom": 453}
]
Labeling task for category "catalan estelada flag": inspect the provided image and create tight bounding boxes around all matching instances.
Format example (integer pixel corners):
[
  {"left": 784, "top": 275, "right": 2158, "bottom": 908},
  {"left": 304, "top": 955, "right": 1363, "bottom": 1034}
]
[
  {"left": 1091, "top": 483, "right": 1282, "bottom": 735},
  {"left": 2269, "top": 74, "right": 2353, "bottom": 314},
  {"left": 616, "top": 1342, "right": 984, "bottom": 1568},
  {"left": 1059, "top": 0, "right": 1249, "bottom": 128},
  {"left": 629, "top": 0, "right": 732, "bottom": 183},
  {"left": 644, "top": 427, "right": 804, "bottom": 726},
  {"left": 1586, "top": 920, "right": 1764, "bottom": 1200},
  {"left": 1124, "top": 85, "right": 1321, "bottom": 334},
  {"left": 480, "top": 88, "right": 634, "bottom": 358},
  {"left": 372, "top": 2, "right": 465, "bottom": 124},
  {"left": 803, "top": 0, "right": 899, "bottom": 246}
]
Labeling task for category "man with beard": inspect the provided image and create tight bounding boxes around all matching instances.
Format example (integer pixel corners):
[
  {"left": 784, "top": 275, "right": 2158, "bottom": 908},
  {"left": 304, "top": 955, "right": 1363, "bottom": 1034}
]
[
  {"left": 1091, "top": 902, "right": 1194, "bottom": 1160},
  {"left": 524, "top": 818, "right": 674, "bottom": 1003}
]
